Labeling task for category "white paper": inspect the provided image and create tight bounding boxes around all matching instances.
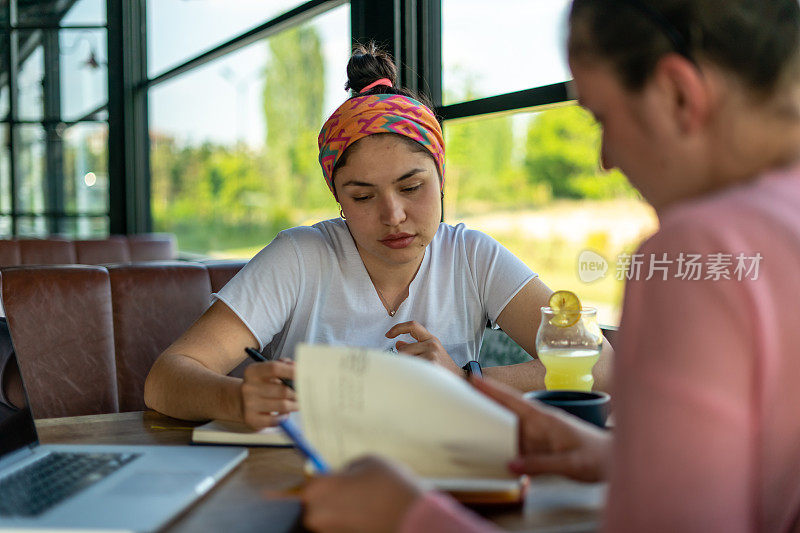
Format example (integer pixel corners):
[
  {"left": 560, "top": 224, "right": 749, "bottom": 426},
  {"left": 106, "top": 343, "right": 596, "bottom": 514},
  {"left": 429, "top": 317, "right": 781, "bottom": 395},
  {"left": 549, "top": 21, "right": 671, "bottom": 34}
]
[{"left": 296, "top": 343, "right": 517, "bottom": 478}]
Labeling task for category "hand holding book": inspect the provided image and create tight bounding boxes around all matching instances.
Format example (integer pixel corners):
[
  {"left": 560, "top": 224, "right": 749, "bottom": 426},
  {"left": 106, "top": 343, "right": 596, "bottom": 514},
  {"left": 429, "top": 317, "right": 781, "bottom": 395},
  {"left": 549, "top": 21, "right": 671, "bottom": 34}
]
[{"left": 471, "top": 376, "right": 611, "bottom": 483}]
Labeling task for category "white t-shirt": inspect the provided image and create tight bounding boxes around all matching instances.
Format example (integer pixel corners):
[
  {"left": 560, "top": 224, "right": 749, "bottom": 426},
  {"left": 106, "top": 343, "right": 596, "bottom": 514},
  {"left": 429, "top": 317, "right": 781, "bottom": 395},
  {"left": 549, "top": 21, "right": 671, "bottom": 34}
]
[{"left": 214, "top": 218, "right": 536, "bottom": 367}]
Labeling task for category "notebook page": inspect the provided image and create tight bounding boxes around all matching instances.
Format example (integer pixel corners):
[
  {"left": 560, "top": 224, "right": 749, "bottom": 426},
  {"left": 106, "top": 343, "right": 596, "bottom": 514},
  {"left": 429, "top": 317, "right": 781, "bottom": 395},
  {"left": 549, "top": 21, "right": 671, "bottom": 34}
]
[
  {"left": 296, "top": 344, "right": 516, "bottom": 478},
  {"left": 192, "top": 411, "right": 302, "bottom": 446}
]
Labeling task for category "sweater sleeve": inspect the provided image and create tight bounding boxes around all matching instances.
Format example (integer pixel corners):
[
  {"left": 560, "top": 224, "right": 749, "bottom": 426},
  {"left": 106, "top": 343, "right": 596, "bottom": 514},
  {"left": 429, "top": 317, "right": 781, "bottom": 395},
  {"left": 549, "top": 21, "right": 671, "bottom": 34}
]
[
  {"left": 604, "top": 221, "right": 756, "bottom": 533},
  {"left": 399, "top": 492, "right": 502, "bottom": 533}
]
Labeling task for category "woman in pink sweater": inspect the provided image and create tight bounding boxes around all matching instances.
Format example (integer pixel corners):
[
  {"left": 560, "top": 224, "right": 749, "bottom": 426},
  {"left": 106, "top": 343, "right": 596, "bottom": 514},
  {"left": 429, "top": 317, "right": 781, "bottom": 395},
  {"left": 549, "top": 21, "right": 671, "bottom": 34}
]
[{"left": 301, "top": 1, "right": 800, "bottom": 531}]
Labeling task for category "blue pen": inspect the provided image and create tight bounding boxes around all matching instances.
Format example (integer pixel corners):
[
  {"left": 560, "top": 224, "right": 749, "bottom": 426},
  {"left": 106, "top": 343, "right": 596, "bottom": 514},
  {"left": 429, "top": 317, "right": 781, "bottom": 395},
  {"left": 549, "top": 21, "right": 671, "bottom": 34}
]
[{"left": 277, "top": 416, "right": 330, "bottom": 474}]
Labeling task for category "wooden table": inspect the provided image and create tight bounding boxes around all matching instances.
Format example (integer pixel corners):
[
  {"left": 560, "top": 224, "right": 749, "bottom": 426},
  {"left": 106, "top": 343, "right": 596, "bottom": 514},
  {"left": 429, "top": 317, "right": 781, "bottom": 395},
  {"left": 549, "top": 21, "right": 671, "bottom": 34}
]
[{"left": 36, "top": 412, "right": 605, "bottom": 532}]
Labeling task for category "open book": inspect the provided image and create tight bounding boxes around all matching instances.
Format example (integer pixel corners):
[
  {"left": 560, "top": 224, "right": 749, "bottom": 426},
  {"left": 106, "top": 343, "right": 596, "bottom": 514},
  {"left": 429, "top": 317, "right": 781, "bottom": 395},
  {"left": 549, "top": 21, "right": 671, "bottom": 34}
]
[
  {"left": 193, "top": 343, "right": 523, "bottom": 503},
  {"left": 295, "top": 343, "right": 523, "bottom": 503}
]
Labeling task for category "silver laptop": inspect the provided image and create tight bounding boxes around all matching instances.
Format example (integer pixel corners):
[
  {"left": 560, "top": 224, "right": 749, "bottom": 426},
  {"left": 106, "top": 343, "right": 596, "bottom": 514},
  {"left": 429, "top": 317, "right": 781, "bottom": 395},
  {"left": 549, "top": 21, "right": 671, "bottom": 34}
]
[{"left": 0, "top": 347, "right": 247, "bottom": 531}]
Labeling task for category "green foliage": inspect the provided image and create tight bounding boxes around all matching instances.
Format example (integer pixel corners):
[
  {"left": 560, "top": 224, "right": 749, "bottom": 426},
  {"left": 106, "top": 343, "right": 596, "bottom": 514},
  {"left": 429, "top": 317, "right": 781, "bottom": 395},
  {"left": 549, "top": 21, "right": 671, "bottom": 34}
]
[
  {"left": 445, "top": 113, "right": 524, "bottom": 208},
  {"left": 151, "top": 31, "right": 639, "bottom": 257},
  {"left": 524, "top": 106, "right": 636, "bottom": 200},
  {"left": 151, "top": 139, "right": 290, "bottom": 253},
  {"left": 443, "top": 82, "right": 535, "bottom": 212},
  {"left": 262, "top": 26, "right": 329, "bottom": 210},
  {"left": 151, "top": 25, "right": 337, "bottom": 254}
]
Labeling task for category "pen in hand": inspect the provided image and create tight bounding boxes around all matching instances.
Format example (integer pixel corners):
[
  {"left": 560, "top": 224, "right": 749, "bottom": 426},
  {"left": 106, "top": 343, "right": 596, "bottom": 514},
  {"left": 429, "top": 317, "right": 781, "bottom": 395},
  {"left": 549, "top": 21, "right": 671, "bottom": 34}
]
[
  {"left": 243, "top": 349, "right": 327, "bottom": 473},
  {"left": 244, "top": 347, "right": 295, "bottom": 390}
]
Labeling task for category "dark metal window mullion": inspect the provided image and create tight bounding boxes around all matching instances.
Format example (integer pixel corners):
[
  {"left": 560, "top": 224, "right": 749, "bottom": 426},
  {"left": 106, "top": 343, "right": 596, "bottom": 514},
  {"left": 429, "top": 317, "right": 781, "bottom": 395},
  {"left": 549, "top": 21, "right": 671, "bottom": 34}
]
[
  {"left": 11, "top": 24, "right": 106, "bottom": 30},
  {"left": 8, "top": 16, "right": 18, "bottom": 234},
  {"left": 418, "top": 0, "right": 441, "bottom": 108},
  {"left": 107, "top": 0, "right": 150, "bottom": 235},
  {"left": 43, "top": 28, "right": 64, "bottom": 235},
  {"left": 436, "top": 82, "right": 572, "bottom": 122}
]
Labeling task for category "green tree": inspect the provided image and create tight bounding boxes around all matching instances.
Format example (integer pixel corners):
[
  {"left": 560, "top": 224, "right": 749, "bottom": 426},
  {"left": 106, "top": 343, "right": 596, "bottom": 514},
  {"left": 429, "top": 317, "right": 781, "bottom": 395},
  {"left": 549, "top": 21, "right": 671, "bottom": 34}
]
[
  {"left": 443, "top": 81, "right": 526, "bottom": 213},
  {"left": 262, "top": 26, "right": 329, "bottom": 210},
  {"left": 524, "top": 105, "right": 635, "bottom": 199},
  {"left": 151, "top": 24, "right": 334, "bottom": 254}
]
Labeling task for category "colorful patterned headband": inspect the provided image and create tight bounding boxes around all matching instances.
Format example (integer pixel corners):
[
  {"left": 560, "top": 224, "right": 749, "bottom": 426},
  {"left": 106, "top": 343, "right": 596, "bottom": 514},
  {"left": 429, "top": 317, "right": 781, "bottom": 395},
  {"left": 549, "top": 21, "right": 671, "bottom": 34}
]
[{"left": 318, "top": 93, "right": 445, "bottom": 196}]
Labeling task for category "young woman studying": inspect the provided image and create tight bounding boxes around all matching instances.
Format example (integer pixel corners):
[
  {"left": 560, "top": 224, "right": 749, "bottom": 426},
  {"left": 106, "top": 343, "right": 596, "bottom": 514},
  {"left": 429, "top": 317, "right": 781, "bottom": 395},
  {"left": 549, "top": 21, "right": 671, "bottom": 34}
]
[
  {"left": 299, "top": 1, "right": 800, "bottom": 532},
  {"left": 143, "top": 44, "right": 613, "bottom": 429}
]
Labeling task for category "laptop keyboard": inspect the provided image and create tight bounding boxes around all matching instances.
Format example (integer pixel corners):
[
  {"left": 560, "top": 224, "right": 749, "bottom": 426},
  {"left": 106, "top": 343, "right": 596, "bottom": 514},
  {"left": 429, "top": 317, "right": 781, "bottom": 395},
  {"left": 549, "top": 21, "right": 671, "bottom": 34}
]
[{"left": 0, "top": 451, "right": 141, "bottom": 517}]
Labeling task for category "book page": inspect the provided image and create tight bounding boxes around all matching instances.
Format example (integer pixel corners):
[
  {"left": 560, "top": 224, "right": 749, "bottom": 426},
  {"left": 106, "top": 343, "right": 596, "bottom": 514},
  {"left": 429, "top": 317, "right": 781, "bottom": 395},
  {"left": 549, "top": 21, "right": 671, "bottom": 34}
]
[
  {"left": 192, "top": 411, "right": 301, "bottom": 446},
  {"left": 296, "top": 344, "right": 516, "bottom": 479}
]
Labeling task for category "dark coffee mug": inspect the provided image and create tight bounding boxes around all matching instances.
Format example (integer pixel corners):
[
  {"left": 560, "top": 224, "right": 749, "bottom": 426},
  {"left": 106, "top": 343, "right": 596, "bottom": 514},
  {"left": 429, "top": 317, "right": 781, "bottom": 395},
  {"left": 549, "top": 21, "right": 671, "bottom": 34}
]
[{"left": 523, "top": 390, "right": 610, "bottom": 428}]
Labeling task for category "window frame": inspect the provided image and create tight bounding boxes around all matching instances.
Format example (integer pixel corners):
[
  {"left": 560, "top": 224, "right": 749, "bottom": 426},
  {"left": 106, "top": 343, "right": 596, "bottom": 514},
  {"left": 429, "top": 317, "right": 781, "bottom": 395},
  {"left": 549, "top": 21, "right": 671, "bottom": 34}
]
[
  {"left": 1, "top": 0, "right": 109, "bottom": 237},
  {"left": 128, "top": 0, "right": 573, "bottom": 234}
]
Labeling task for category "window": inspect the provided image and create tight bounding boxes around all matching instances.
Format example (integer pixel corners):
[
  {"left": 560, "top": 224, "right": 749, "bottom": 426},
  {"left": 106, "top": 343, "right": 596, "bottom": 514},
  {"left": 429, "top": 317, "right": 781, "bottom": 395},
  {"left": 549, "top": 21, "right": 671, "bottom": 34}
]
[
  {"left": 16, "top": 32, "right": 44, "bottom": 121},
  {"left": 60, "top": 0, "right": 105, "bottom": 26},
  {"left": 15, "top": 124, "right": 46, "bottom": 215},
  {"left": 442, "top": 0, "right": 572, "bottom": 105},
  {"left": 147, "top": 1, "right": 308, "bottom": 77},
  {"left": 60, "top": 29, "right": 108, "bottom": 121},
  {"left": 1, "top": 0, "right": 108, "bottom": 237},
  {"left": 0, "top": 125, "right": 10, "bottom": 213},
  {"left": 63, "top": 122, "right": 108, "bottom": 215},
  {"left": 0, "top": 84, "right": 6, "bottom": 121},
  {"left": 19, "top": 0, "right": 105, "bottom": 25},
  {"left": 149, "top": 3, "right": 350, "bottom": 257},
  {"left": 443, "top": 106, "right": 657, "bottom": 325}
]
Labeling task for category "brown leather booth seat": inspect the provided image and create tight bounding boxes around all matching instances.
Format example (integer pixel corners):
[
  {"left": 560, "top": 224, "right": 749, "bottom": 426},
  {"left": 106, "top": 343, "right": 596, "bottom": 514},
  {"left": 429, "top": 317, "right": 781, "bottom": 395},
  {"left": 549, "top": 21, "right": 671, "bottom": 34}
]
[
  {"left": 0, "top": 259, "right": 247, "bottom": 418},
  {"left": 74, "top": 236, "right": 131, "bottom": 264},
  {"left": 18, "top": 239, "right": 76, "bottom": 265},
  {"left": 0, "top": 266, "right": 119, "bottom": 419},
  {"left": 0, "top": 234, "right": 177, "bottom": 267},
  {"left": 126, "top": 234, "right": 176, "bottom": 262},
  {"left": 203, "top": 259, "right": 250, "bottom": 293},
  {"left": 0, "top": 240, "right": 21, "bottom": 266},
  {"left": 109, "top": 262, "right": 212, "bottom": 412}
]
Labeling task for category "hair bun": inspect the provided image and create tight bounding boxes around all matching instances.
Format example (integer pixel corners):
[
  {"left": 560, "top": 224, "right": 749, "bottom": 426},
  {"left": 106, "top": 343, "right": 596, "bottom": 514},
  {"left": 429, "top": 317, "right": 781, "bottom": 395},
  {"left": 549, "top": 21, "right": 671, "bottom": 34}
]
[{"left": 345, "top": 41, "right": 398, "bottom": 94}]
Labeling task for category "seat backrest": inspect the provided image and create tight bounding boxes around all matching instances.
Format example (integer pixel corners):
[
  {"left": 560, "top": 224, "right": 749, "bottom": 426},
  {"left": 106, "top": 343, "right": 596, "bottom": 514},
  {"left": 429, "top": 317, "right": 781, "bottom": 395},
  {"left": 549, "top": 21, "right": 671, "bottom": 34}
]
[
  {"left": 204, "top": 260, "right": 248, "bottom": 293},
  {"left": 108, "top": 262, "right": 211, "bottom": 411},
  {"left": 0, "top": 240, "right": 21, "bottom": 267},
  {"left": 0, "top": 265, "right": 119, "bottom": 418},
  {"left": 126, "top": 234, "right": 176, "bottom": 262},
  {"left": 17, "top": 239, "right": 77, "bottom": 265},
  {"left": 74, "top": 237, "right": 131, "bottom": 264}
]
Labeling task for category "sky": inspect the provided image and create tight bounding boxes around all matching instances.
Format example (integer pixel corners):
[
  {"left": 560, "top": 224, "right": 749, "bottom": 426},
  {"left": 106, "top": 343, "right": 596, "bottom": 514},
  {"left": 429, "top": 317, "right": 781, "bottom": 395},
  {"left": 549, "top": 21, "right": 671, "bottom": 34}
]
[{"left": 143, "top": 0, "right": 572, "bottom": 149}]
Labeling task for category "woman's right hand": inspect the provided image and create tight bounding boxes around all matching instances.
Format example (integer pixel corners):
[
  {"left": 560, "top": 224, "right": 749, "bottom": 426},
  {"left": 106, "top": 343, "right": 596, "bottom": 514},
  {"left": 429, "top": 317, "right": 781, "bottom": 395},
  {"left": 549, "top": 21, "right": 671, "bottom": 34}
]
[
  {"left": 472, "top": 377, "right": 611, "bottom": 483},
  {"left": 240, "top": 359, "right": 297, "bottom": 429}
]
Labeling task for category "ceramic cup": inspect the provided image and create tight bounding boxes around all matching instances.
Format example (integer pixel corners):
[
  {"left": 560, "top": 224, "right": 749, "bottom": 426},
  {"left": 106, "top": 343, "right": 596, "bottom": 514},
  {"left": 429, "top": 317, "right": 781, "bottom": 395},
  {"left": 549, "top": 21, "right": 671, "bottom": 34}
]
[{"left": 523, "top": 390, "right": 610, "bottom": 428}]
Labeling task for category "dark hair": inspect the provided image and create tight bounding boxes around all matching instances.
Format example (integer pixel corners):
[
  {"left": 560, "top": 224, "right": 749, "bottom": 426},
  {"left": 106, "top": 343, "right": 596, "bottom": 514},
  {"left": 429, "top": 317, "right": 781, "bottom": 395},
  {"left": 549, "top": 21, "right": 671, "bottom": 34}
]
[
  {"left": 344, "top": 41, "right": 435, "bottom": 108},
  {"left": 332, "top": 42, "right": 441, "bottom": 194},
  {"left": 569, "top": 0, "right": 800, "bottom": 96}
]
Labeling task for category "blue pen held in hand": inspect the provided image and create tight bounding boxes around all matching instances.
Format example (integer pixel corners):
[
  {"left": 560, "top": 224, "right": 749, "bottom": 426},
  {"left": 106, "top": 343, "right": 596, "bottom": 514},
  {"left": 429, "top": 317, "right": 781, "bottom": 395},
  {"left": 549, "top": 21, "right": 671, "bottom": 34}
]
[
  {"left": 243, "top": 348, "right": 327, "bottom": 473},
  {"left": 277, "top": 416, "right": 330, "bottom": 475}
]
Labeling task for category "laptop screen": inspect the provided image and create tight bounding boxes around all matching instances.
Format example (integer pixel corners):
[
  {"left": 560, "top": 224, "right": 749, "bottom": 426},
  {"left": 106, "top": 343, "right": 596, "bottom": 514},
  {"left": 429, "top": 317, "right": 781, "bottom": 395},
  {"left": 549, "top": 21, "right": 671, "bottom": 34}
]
[
  {"left": 0, "top": 319, "right": 39, "bottom": 459},
  {"left": 0, "top": 405, "right": 38, "bottom": 458}
]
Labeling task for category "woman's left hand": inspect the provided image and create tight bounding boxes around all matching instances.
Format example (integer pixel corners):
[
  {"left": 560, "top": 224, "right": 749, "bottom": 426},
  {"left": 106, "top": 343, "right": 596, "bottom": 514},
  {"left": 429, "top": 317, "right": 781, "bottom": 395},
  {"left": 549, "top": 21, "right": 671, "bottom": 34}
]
[{"left": 385, "top": 321, "right": 463, "bottom": 376}]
